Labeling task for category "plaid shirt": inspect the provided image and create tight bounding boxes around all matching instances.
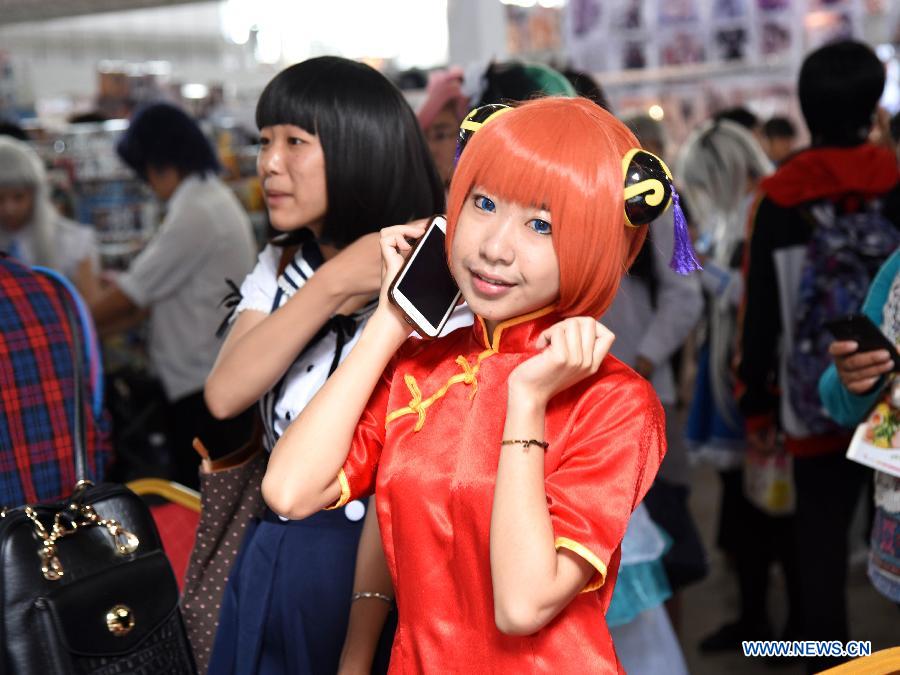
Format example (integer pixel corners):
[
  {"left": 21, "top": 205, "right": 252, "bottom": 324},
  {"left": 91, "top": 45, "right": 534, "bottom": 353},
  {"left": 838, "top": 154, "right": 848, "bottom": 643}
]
[{"left": 0, "top": 256, "right": 111, "bottom": 505}]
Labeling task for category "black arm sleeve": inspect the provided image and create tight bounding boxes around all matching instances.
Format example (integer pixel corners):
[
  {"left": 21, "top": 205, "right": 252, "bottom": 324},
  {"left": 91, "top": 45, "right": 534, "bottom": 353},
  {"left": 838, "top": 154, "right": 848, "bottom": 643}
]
[{"left": 737, "top": 198, "right": 783, "bottom": 419}]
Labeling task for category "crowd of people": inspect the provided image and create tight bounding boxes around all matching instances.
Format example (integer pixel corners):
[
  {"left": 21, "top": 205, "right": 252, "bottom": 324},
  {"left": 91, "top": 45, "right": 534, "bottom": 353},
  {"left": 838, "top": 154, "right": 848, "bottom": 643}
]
[{"left": 2, "top": 36, "right": 899, "bottom": 674}]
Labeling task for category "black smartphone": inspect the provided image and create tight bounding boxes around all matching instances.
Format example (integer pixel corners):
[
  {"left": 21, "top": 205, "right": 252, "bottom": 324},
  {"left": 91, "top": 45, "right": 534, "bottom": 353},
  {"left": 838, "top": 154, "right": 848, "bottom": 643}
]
[
  {"left": 388, "top": 216, "right": 462, "bottom": 338},
  {"left": 824, "top": 313, "right": 900, "bottom": 371}
]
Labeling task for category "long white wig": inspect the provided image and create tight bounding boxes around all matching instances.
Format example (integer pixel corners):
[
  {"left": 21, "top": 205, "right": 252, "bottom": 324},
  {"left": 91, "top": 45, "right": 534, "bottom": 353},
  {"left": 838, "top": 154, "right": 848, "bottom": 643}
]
[
  {"left": 676, "top": 119, "right": 773, "bottom": 435},
  {"left": 0, "top": 136, "right": 58, "bottom": 269},
  {"left": 676, "top": 119, "right": 773, "bottom": 266}
]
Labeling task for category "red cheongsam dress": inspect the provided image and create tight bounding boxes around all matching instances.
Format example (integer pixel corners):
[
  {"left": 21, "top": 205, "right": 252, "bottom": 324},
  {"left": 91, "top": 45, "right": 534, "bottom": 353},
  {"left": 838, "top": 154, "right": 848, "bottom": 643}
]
[{"left": 328, "top": 307, "right": 666, "bottom": 673}]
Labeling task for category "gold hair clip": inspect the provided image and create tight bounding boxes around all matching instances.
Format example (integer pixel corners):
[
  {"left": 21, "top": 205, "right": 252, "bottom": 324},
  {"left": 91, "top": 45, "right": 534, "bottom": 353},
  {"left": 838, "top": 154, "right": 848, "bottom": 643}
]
[
  {"left": 455, "top": 104, "right": 514, "bottom": 164},
  {"left": 621, "top": 148, "right": 701, "bottom": 274},
  {"left": 622, "top": 148, "right": 674, "bottom": 228}
]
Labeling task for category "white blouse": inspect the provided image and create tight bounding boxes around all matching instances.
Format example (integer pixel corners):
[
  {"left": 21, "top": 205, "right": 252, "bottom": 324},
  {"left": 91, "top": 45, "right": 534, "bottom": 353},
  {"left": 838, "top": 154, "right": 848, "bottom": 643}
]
[
  {"left": 235, "top": 236, "right": 473, "bottom": 524},
  {"left": 235, "top": 240, "right": 376, "bottom": 454}
]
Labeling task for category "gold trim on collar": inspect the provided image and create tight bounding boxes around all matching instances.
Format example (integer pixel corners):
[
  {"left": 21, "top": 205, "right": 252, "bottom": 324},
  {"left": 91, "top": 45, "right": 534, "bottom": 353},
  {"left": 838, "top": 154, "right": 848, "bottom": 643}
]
[
  {"left": 476, "top": 304, "right": 557, "bottom": 352},
  {"left": 555, "top": 536, "right": 608, "bottom": 593}
]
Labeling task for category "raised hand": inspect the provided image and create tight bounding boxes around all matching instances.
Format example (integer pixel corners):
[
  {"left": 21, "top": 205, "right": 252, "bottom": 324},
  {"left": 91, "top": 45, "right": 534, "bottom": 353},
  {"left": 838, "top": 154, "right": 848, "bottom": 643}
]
[
  {"left": 508, "top": 317, "right": 615, "bottom": 408},
  {"left": 365, "top": 219, "right": 431, "bottom": 340}
]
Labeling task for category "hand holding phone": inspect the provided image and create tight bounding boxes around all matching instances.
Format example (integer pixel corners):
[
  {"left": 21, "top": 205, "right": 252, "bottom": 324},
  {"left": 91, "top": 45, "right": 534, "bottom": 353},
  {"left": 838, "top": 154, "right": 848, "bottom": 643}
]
[
  {"left": 824, "top": 313, "right": 900, "bottom": 372},
  {"left": 824, "top": 313, "right": 898, "bottom": 395},
  {"left": 388, "top": 215, "right": 461, "bottom": 338}
]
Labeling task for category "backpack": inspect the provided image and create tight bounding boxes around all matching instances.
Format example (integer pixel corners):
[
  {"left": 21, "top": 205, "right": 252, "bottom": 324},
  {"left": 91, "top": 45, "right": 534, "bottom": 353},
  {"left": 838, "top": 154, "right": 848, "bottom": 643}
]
[
  {"left": 787, "top": 194, "right": 900, "bottom": 435},
  {"left": 0, "top": 267, "right": 196, "bottom": 675}
]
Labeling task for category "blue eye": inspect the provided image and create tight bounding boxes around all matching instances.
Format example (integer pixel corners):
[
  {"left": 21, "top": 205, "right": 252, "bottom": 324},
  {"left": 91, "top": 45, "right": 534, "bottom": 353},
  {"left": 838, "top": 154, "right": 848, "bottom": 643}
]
[
  {"left": 529, "top": 219, "right": 552, "bottom": 235},
  {"left": 474, "top": 195, "right": 496, "bottom": 212}
]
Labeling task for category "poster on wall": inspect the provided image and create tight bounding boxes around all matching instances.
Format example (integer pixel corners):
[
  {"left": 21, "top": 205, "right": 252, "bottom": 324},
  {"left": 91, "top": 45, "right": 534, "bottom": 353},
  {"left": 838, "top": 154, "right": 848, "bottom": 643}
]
[
  {"left": 711, "top": 0, "right": 758, "bottom": 63},
  {"left": 807, "top": 0, "right": 854, "bottom": 9},
  {"left": 659, "top": 31, "right": 707, "bottom": 66},
  {"left": 657, "top": 0, "right": 705, "bottom": 66},
  {"left": 658, "top": 0, "right": 701, "bottom": 26},
  {"left": 569, "top": 0, "right": 604, "bottom": 37},
  {"left": 756, "top": 0, "right": 789, "bottom": 11},
  {"left": 713, "top": 26, "right": 750, "bottom": 61},
  {"left": 613, "top": 0, "right": 645, "bottom": 29},
  {"left": 604, "top": 37, "right": 651, "bottom": 71},
  {"left": 0, "top": 52, "right": 16, "bottom": 116},
  {"left": 804, "top": 9, "right": 857, "bottom": 50},
  {"left": 565, "top": 0, "right": 855, "bottom": 74},
  {"left": 713, "top": 0, "right": 748, "bottom": 20},
  {"left": 565, "top": 0, "right": 608, "bottom": 71},
  {"left": 505, "top": 4, "right": 564, "bottom": 56},
  {"left": 803, "top": 0, "right": 863, "bottom": 50},
  {"left": 759, "top": 18, "right": 794, "bottom": 55},
  {"left": 606, "top": 0, "right": 653, "bottom": 71}
]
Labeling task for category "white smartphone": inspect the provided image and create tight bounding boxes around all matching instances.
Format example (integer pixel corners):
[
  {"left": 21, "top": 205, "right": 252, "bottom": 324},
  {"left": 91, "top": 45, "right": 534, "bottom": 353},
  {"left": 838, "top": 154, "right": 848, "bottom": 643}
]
[{"left": 389, "top": 215, "right": 462, "bottom": 338}]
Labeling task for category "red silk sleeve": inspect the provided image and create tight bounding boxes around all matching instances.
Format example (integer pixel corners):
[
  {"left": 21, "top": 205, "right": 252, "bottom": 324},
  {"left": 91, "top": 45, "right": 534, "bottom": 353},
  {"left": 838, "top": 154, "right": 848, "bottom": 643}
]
[
  {"left": 326, "top": 362, "right": 395, "bottom": 509},
  {"left": 545, "top": 376, "right": 666, "bottom": 592}
]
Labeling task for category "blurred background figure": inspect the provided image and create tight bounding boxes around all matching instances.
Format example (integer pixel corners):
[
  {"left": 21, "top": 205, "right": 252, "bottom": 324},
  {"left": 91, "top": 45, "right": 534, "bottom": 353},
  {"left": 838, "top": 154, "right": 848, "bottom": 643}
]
[
  {"left": 608, "top": 111, "right": 707, "bottom": 638},
  {"left": 89, "top": 102, "right": 257, "bottom": 490},
  {"left": 737, "top": 40, "right": 900, "bottom": 673},
  {"left": 762, "top": 115, "right": 798, "bottom": 164},
  {"left": 562, "top": 67, "right": 612, "bottom": 109},
  {"left": 474, "top": 60, "right": 576, "bottom": 106},
  {"left": 819, "top": 246, "right": 900, "bottom": 610},
  {"left": 887, "top": 111, "right": 900, "bottom": 164},
  {"left": 676, "top": 119, "right": 792, "bottom": 653},
  {"left": 715, "top": 106, "right": 762, "bottom": 141},
  {"left": 0, "top": 136, "right": 100, "bottom": 300},
  {"left": 0, "top": 119, "right": 28, "bottom": 141},
  {"left": 417, "top": 67, "right": 469, "bottom": 190}
]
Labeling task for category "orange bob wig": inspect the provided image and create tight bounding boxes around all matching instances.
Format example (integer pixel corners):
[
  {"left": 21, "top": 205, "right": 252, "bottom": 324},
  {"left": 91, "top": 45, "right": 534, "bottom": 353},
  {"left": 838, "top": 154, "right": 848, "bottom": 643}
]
[{"left": 446, "top": 97, "right": 647, "bottom": 319}]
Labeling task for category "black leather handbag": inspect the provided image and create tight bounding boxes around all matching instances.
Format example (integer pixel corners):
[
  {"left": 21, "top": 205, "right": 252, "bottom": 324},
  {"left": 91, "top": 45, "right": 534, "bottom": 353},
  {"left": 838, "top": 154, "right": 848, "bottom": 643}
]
[{"left": 0, "top": 273, "right": 196, "bottom": 675}]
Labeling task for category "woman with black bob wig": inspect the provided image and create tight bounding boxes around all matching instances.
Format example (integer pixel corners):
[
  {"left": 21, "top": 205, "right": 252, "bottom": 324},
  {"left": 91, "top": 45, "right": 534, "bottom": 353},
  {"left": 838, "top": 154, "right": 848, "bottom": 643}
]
[{"left": 205, "top": 56, "right": 444, "bottom": 674}]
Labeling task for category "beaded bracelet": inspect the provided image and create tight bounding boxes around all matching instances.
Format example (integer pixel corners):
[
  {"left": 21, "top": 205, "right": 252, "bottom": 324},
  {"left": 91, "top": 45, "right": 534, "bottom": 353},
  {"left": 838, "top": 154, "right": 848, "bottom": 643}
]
[
  {"left": 351, "top": 591, "right": 393, "bottom": 605},
  {"left": 500, "top": 439, "right": 550, "bottom": 451}
]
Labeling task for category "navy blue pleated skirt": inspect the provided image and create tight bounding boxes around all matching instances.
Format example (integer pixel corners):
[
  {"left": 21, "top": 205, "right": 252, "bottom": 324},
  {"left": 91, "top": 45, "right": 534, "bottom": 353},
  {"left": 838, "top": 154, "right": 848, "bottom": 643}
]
[{"left": 208, "top": 503, "right": 395, "bottom": 675}]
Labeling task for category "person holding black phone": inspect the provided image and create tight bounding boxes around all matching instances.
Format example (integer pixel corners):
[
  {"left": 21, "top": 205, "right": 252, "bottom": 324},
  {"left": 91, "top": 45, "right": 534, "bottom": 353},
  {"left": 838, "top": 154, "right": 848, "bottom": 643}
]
[
  {"left": 825, "top": 314, "right": 900, "bottom": 393},
  {"left": 738, "top": 41, "right": 900, "bottom": 672},
  {"left": 820, "top": 247, "right": 900, "bottom": 607}
]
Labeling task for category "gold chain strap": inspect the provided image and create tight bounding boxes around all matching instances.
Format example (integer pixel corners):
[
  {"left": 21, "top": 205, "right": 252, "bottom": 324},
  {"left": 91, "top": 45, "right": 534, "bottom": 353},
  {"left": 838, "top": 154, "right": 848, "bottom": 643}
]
[{"left": 24, "top": 499, "right": 139, "bottom": 581}]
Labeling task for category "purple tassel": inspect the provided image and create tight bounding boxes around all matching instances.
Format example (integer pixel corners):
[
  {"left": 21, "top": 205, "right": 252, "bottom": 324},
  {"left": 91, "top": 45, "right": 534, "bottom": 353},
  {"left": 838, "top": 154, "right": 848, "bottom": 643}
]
[{"left": 669, "top": 186, "right": 702, "bottom": 275}]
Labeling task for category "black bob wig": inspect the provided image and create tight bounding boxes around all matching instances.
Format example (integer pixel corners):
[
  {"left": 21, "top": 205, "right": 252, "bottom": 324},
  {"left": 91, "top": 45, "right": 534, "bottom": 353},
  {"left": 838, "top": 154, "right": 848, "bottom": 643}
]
[{"left": 256, "top": 56, "right": 445, "bottom": 247}]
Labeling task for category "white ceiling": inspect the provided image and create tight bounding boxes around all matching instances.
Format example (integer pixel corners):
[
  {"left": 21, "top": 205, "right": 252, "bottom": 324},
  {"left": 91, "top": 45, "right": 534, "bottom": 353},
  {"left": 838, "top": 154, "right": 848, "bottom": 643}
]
[{"left": 0, "top": 0, "right": 202, "bottom": 24}]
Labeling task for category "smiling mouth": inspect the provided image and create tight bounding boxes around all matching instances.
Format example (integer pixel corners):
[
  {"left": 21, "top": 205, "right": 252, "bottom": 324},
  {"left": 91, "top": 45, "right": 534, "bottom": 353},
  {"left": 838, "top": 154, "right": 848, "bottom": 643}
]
[{"left": 471, "top": 270, "right": 515, "bottom": 287}]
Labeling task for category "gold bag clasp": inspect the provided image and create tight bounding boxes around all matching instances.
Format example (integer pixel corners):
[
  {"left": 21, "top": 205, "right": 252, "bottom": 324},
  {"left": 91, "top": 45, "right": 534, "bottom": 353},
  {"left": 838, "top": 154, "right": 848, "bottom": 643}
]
[{"left": 105, "top": 605, "right": 135, "bottom": 636}]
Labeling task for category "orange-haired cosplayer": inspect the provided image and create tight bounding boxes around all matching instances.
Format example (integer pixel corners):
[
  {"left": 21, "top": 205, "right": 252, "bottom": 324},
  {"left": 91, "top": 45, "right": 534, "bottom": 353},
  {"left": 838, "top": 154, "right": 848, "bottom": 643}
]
[{"left": 263, "top": 97, "right": 699, "bottom": 673}]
